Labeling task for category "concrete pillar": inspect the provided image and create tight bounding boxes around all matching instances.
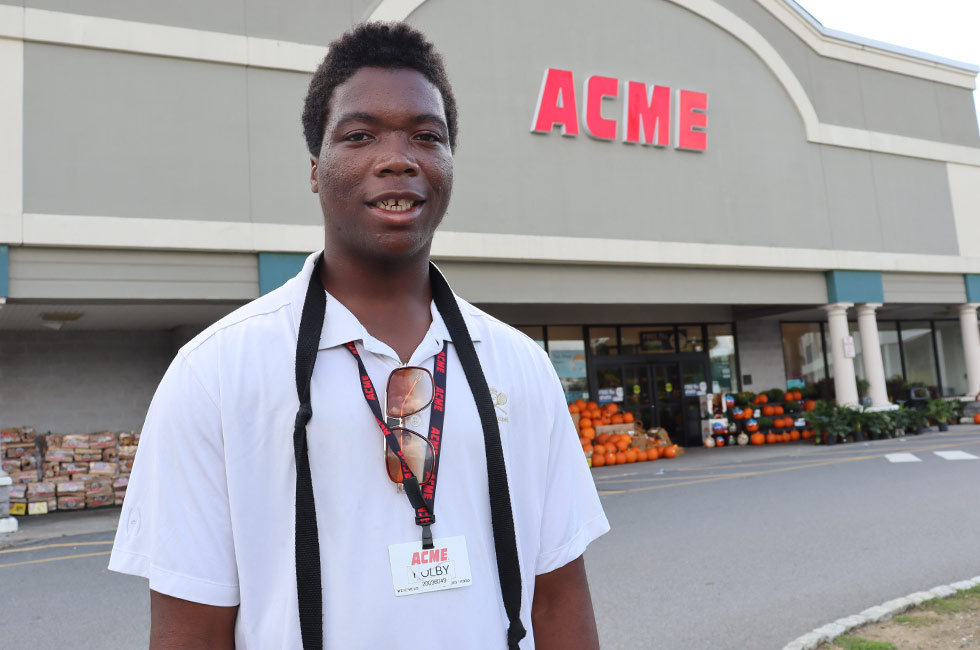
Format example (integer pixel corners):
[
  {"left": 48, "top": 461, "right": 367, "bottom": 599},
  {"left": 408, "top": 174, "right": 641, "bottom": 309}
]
[
  {"left": 959, "top": 303, "right": 980, "bottom": 398},
  {"left": 855, "top": 303, "right": 889, "bottom": 407},
  {"left": 824, "top": 302, "right": 859, "bottom": 406}
]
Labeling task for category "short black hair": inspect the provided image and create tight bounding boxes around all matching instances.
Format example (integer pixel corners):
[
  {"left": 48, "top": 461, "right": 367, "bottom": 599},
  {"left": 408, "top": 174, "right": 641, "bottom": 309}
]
[{"left": 302, "top": 22, "right": 458, "bottom": 155}]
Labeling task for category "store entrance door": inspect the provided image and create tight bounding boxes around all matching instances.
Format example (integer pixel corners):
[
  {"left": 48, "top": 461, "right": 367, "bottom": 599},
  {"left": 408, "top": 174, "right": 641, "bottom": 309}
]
[{"left": 594, "top": 357, "right": 710, "bottom": 446}]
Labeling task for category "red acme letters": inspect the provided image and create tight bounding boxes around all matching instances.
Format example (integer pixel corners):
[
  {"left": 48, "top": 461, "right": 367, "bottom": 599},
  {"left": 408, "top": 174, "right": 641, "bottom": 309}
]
[{"left": 530, "top": 67, "right": 707, "bottom": 151}]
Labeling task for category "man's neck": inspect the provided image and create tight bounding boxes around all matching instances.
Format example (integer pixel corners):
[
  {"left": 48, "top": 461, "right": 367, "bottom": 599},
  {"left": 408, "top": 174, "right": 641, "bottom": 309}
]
[{"left": 319, "top": 248, "right": 434, "bottom": 363}]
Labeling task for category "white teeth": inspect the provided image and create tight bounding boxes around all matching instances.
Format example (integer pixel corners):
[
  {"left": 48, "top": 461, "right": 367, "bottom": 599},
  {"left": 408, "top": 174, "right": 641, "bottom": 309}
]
[{"left": 375, "top": 198, "right": 417, "bottom": 212}]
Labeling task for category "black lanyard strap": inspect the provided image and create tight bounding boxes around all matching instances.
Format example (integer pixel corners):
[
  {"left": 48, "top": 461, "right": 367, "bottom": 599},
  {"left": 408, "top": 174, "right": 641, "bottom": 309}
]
[
  {"left": 292, "top": 255, "right": 526, "bottom": 650},
  {"left": 429, "top": 263, "right": 527, "bottom": 650}
]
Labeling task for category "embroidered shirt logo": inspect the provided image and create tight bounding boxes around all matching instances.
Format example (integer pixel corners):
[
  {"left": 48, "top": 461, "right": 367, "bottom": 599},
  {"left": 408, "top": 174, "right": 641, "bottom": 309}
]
[{"left": 489, "top": 386, "right": 509, "bottom": 422}]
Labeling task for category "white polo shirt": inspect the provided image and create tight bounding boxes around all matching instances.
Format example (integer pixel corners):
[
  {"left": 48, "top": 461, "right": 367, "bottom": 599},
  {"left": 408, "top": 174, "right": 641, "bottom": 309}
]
[{"left": 109, "top": 251, "right": 609, "bottom": 649}]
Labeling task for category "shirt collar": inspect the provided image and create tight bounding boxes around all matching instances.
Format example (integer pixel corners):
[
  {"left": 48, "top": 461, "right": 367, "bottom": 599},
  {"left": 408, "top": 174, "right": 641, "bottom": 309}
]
[{"left": 287, "top": 252, "right": 483, "bottom": 353}]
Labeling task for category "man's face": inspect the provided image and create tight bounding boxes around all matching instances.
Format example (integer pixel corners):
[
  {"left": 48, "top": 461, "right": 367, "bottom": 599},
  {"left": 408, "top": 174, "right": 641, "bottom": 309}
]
[{"left": 311, "top": 67, "right": 454, "bottom": 263}]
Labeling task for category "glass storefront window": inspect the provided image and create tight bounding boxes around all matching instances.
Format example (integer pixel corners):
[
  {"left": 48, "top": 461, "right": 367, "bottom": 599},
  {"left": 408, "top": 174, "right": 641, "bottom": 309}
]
[
  {"left": 621, "top": 326, "right": 676, "bottom": 354},
  {"left": 707, "top": 324, "right": 738, "bottom": 393},
  {"left": 900, "top": 321, "right": 938, "bottom": 390},
  {"left": 595, "top": 366, "right": 624, "bottom": 405},
  {"left": 588, "top": 327, "right": 618, "bottom": 356},
  {"left": 877, "top": 322, "right": 903, "bottom": 392},
  {"left": 546, "top": 326, "right": 588, "bottom": 402},
  {"left": 676, "top": 325, "right": 704, "bottom": 353},
  {"left": 515, "top": 325, "right": 545, "bottom": 351},
  {"left": 781, "top": 323, "right": 827, "bottom": 385},
  {"left": 935, "top": 320, "right": 968, "bottom": 396}
]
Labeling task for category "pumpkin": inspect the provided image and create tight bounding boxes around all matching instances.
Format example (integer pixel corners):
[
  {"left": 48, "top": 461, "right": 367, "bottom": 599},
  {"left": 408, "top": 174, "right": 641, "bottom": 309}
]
[
  {"left": 790, "top": 429, "right": 800, "bottom": 441},
  {"left": 804, "top": 400, "right": 817, "bottom": 412},
  {"left": 774, "top": 405, "right": 784, "bottom": 415},
  {"left": 715, "top": 436, "right": 725, "bottom": 447},
  {"left": 750, "top": 432, "right": 765, "bottom": 445},
  {"left": 762, "top": 405, "right": 775, "bottom": 417},
  {"left": 975, "top": 413, "right": 980, "bottom": 425},
  {"left": 704, "top": 436, "right": 716, "bottom": 448},
  {"left": 745, "top": 418, "right": 759, "bottom": 433},
  {"left": 737, "top": 432, "right": 749, "bottom": 446},
  {"left": 757, "top": 394, "right": 769, "bottom": 404},
  {"left": 766, "top": 432, "right": 777, "bottom": 444},
  {"left": 663, "top": 446, "right": 678, "bottom": 458}
]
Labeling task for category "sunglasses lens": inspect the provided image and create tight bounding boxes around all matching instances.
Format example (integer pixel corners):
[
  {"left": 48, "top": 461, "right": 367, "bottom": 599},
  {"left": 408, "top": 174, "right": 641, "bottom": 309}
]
[
  {"left": 385, "top": 428, "right": 434, "bottom": 485},
  {"left": 386, "top": 367, "right": 433, "bottom": 419}
]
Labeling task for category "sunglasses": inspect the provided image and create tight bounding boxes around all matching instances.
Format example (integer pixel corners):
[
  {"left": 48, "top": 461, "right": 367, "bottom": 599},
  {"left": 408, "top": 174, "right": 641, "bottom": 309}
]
[{"left": 384, "top": 366, "right": 436, "bottom": 486}]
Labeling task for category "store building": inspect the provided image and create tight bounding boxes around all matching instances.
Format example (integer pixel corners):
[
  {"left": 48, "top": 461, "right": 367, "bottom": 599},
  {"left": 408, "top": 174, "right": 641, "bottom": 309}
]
[{"left": 1, "top": 0, "right": 979, "bottom": 447}]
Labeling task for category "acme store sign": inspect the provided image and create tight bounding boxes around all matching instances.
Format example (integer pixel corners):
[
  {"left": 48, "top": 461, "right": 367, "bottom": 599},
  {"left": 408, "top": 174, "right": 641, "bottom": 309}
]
[{"left": 530, "top": 67, "right": 708, "bottom": 152}]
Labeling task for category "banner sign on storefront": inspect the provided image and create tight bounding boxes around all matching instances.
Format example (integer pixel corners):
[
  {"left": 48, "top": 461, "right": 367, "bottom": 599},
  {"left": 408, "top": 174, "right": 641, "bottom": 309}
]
[{"left": 531, "top": 68, "right": 708, "bottom": 151}]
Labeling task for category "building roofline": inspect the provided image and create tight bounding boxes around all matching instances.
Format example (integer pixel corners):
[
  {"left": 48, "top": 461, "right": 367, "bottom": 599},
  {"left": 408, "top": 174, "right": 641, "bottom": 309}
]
[{"left": 783, "top": 0, "right": 979, "bottom": 75}]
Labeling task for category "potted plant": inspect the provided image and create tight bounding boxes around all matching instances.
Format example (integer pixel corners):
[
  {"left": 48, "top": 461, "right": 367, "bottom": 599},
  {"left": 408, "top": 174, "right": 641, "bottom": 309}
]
[
  {"left": 765, "top": 388, "right": 785, "bottom": 404},
  {"left": 810, "top": 401, "right": 845, "bottom": 445},
  {"left": 897, "top": 406, "right": 926, "bottom": 435},
  {"left": 862, "top": 410, "right": 892, "bottom": 441},
  {"left": 842, "top": 407, "right": 865, "bottom": 442},
  {"left": 925, "top": 399, "right": 958, "bottom": 432}
]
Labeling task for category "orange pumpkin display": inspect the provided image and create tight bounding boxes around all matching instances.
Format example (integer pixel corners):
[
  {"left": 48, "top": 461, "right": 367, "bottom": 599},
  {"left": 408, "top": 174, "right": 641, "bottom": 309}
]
[
  {"left": 592, "top": 453, "right": 606, "bottom": 467},
  {"left": 750, "top": 432, "right": 765, "bottom": 445},
  {"left": 804, "top": 400, "right": 817, "bottom": 411},
  {"left": 663, "top": 446, "right": 678, "bottom": 459}
]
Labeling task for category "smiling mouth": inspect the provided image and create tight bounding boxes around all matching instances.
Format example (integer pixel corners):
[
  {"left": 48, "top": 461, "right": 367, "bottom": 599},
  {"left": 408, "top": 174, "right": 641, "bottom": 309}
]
[{"left": 369, "top": 198, "right": 424, "bottom": 213}]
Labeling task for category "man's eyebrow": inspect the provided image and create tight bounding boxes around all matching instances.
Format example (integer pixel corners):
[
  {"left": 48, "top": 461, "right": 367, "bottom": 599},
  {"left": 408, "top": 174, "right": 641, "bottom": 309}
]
[
  {"left": 414, "top": 113, "right": 448, "bottom": 129},
  {"left": 332, "top": 112, "right": 379, "bottom": 129}
]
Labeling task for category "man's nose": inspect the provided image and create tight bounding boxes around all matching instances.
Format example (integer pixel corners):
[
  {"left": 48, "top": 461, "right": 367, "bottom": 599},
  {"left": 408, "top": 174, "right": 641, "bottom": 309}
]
[{"left": 373, "top": 137, "right": 419, "bottom": 176}]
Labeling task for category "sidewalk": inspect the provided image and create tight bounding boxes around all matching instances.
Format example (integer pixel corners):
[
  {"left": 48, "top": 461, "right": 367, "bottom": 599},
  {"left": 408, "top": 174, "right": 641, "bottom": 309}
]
[{"left": 0, "top": 505, "right": 120, "bottom": 549}]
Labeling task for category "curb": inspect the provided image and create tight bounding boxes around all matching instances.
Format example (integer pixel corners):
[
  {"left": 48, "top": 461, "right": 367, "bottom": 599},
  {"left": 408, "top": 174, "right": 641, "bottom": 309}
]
[{"left": 781, "top": 575, "right": 980, "bottom": 650}]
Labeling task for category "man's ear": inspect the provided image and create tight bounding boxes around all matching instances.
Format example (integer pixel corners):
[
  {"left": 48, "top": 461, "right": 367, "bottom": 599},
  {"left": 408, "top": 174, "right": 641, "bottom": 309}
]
[{"left": 310, "top": 156, "right": 319, "bottom": 193}]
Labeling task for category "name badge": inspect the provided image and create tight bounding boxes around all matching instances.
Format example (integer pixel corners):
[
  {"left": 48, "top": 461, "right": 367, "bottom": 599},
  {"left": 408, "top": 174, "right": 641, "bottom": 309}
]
[{"left": 387, "top": 535, "right": 473, "bottom": 596}]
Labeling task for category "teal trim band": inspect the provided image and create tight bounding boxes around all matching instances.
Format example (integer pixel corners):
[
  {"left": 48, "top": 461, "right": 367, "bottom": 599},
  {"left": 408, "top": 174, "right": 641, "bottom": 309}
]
[
  {"left": 0, "top": 245, "right": 8, "bottom": 297},
  {"left": 258, "top": 252, "right": 308, "bottom": 296},
  {"left": 825, "top": 270, "right": 884, "bottom": 304},
  {"left": 966, "top": 274, "right": 980, "bottom": 303}
]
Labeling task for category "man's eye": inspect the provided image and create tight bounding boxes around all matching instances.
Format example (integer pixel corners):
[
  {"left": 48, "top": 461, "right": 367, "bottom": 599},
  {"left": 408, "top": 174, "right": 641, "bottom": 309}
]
[
  {"left": 344, "top": 132, "right": 371, "bottom": 142},
  {"left": 416, "top": 133, "right": 443, "bottom": 143}
]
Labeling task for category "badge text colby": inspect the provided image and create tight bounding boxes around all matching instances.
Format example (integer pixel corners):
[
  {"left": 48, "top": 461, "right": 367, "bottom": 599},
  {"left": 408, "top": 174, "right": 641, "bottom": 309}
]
[{"left": 531, "top": 67, "right": 707, "bottom": 151}]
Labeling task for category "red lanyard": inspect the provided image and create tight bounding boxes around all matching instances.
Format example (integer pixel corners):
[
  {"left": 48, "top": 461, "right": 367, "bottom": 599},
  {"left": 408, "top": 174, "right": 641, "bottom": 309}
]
[{"left": 345, "top": 340, "right": 448, "bottom": 545}]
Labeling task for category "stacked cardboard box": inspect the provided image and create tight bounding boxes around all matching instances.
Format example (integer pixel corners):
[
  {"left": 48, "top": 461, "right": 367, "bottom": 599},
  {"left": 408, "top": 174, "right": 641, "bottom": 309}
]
[
  {"left": 2, "top": 429, "right": 141, "bottom": 515},
  {"left": 2, "top": 428, "right": 39, "bottom": 515}
]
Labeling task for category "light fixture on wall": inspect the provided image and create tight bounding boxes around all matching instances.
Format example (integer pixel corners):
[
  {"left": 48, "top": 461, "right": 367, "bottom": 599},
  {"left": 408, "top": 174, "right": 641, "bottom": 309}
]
[{"left": 40, "top": 311, "right": 84, "bottom": 330}]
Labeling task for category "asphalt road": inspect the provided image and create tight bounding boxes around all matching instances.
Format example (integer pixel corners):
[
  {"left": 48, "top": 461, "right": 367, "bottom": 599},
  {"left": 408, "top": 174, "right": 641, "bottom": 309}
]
[
  {"left": 587, "top": 426, "right": 980, "bottom": 650},
  {"left": 1, "top": 426, "right": 978, "bottom": 650}
]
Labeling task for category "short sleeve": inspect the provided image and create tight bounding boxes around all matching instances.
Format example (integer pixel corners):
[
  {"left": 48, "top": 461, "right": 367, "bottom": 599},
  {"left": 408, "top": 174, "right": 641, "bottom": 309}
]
[
  {"left": 108, "top": 350, "right": 240, "bottom": 606},
  {"left": 534, "top": 362, "right": 610, "bottom": 575}
]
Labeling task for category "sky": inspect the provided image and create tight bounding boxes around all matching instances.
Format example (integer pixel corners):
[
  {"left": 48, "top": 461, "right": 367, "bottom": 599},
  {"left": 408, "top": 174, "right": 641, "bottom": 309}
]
[{"left": 795, "top": 0, "right": 980, "bottom": 125}]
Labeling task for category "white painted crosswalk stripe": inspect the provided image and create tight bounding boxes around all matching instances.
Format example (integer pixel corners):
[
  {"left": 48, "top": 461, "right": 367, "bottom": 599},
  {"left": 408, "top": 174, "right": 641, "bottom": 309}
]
[
  {"left": 886, "top": 453, "right": 922, "bottom": 463},
  {"left": 933, "top": 450, "right": 979, "bottom": 461}
]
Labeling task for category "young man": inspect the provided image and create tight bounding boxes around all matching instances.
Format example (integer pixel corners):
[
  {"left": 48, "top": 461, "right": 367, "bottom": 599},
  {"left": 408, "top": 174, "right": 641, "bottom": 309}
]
[{"left": 110, "top": 23, "right": 608, "bottom": 649}]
